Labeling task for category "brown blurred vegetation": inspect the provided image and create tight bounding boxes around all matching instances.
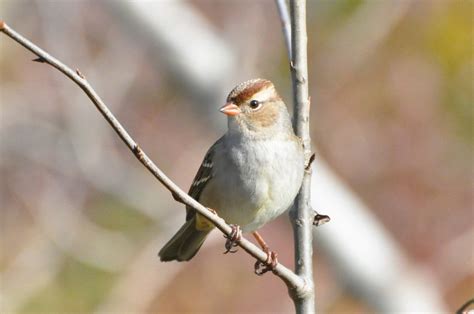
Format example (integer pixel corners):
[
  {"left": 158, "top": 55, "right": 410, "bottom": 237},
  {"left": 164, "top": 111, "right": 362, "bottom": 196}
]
[{"left": 0, "top": 0, "right": 472, "bottom": 313}]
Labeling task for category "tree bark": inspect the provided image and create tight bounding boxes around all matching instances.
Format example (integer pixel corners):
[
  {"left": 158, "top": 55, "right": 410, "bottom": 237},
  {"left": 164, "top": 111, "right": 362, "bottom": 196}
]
[{"left": 289, "top": 0, "right": 315, "bottom": 313}]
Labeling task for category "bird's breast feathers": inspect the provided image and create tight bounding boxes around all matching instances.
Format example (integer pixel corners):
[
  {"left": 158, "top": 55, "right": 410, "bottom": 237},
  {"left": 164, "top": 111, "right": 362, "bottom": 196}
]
[{"left": 200, "top": 136, "right": 304, "bottom": 232}]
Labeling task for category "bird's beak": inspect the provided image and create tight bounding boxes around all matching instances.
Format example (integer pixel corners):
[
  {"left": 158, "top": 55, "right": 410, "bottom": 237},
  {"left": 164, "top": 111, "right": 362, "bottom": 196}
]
[{"left": 219, "top": 102, "right": 241, "bottom": 116}]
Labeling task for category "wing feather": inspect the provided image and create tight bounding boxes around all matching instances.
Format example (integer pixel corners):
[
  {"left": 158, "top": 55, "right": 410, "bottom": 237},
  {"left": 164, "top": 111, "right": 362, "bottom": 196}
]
[{"left": 185, "top": 137, "right": 223, "bottom": 221}]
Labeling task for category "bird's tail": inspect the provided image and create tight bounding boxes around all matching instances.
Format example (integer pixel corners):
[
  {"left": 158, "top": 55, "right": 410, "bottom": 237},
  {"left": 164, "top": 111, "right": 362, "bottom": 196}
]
[{"left": 159, "top": 216, "right": 211, "bottom": 262}]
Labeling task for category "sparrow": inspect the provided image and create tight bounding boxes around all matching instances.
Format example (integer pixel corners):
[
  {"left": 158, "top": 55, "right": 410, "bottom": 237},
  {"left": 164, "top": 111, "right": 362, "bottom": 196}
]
[{"left": 159, "top": 79, "right": 304, "bottom": 266}]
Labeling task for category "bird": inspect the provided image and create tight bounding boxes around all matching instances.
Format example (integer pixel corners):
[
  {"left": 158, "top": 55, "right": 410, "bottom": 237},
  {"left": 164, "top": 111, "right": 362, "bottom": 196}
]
[{"left": 159, "top": 78, "right": 305, "bottom": 269}]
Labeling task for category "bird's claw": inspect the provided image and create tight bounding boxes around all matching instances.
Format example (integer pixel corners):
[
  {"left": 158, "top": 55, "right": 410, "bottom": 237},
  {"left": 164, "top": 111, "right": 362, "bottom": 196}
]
[
  {"left": 224, "top": 224, "right": 242, "bottom": 254},
  {"left": 254, "top": 250, "right": 278, "bottom": 276}
]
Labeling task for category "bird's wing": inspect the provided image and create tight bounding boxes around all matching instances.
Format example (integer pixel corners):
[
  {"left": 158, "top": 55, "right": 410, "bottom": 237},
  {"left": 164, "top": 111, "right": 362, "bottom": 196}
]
[{"left": 185, "top": 136, "right": 224, "bottom": 221}]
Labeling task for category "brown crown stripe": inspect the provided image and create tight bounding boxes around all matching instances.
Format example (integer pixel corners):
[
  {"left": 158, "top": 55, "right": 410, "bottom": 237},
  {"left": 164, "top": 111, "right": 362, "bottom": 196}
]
[{"left": 227, "top": 79, "right": 273, "bottom": 104}]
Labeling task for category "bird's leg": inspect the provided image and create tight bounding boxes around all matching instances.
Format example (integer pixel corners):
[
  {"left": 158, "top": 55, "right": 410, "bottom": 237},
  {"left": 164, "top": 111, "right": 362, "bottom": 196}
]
[
  {"left": 224, "top": 224, "right": 242, "bottom": 254},
  {"left": 252, "top": 231, "right": 278, "bottom": 275}
]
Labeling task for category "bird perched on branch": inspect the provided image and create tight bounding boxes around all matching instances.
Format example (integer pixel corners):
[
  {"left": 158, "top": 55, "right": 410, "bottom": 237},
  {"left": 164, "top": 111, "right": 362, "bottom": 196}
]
[{"left": 159, "top": 79, "right": 304, "bottom": 271}]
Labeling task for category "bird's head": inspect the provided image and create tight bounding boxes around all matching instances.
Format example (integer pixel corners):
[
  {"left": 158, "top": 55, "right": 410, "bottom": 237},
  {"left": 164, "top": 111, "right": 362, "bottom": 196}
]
[{"left": 220, "top": 79, "right": 292, "bottom": 137}]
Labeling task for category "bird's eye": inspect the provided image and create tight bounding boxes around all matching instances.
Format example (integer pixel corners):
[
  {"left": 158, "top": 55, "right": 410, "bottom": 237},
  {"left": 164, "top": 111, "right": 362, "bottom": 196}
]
[{"left": 249, "top": 100, "right": 261, "bottom": 110}]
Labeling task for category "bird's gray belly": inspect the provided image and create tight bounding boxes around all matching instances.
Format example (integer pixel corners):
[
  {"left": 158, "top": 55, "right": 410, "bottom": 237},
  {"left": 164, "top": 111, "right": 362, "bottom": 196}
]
[{"left": 200, "top": 139, "right": 303, "bottom": 232}]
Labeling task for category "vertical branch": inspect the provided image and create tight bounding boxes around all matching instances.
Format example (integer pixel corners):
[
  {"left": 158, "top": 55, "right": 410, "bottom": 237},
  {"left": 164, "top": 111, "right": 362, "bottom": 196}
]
[
  {"left": 289, "top": 0, "right": 315, "bottom": 313},
  {"left": 275, "top": 0, "right": 292, "bottom": 60}
]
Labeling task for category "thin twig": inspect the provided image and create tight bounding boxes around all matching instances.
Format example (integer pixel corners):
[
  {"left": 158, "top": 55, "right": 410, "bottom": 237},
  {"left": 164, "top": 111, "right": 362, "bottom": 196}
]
[
  {"left": 288, "top": 0, "right": 315, "bottom": 313},
  {"left": 0, "top": 21, "right": 307, "bottom": 294},
  {"left": 275, "top": 0, "right": 292, "bottom": 60}
]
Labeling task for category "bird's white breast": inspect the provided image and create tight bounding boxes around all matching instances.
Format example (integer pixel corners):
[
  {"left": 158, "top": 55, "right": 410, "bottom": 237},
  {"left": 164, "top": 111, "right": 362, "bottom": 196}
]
[{"left": 200, "top": 135, "right": 304, "bottom": 232}]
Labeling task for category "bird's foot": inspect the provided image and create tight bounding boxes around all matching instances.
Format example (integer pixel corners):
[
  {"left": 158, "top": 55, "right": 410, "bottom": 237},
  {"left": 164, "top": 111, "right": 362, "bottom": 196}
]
[
  {"left": 254, "top": 249, "right": 278, "bottom": 276},
  {"left": 224, "top": 224, "right": 242, "bottom": 254}
]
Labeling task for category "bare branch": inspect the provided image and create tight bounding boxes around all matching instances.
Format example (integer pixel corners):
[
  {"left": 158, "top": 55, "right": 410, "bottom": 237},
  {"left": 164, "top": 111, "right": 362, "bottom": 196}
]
[
  {"left": 288, "top": 0, "right": 315, "bottom": 312},
  {"left": 275, "top": 0, "right": 292, "bottom": 60},
  {"left": 275, "top": 1, "right": 316, "bottom": 310},
  {"left": 0, "top": 21, "right": 307, "bottom": 294}
]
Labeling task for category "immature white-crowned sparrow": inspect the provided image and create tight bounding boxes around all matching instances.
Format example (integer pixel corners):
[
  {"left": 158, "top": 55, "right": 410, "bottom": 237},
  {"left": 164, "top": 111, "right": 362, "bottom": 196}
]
[{"left": 159, "top": 79, "right": 304, "bottom": 264}]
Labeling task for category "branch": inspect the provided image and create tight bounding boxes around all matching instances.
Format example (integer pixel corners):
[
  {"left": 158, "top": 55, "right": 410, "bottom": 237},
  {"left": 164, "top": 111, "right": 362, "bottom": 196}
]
[
  {"left": 288, "top": 0, "right": 315, "bottom": 313},
  {"left": 275, "top": 0, "right": 292, "bottom": 60},
  {"left": 0, "top": 21, "right": 307, "bottom": 295},
  {"left": 276, "top": 1, "right": 316, "bottom": 311}
]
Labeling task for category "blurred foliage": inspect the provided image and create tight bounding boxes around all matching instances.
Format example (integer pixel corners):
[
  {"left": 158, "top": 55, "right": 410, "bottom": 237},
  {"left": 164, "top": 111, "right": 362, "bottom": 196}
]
[
  {"left": 426, "top": 2, "right": 472, "bottom": 75},
  {"left": 85, "top": 195, "right": 154, "bottom": 236},
  {"left": 444, "top": 66, "right": 473, "bottom": 146},
  {"left": 19, "top": 258, "right": 115, "bottom": 313},
  {"left": 425, "top": 2, "right": 473, "bottom": 145},
  {"left": 327, "top": 0, "right": 363, "bottom": 25}
]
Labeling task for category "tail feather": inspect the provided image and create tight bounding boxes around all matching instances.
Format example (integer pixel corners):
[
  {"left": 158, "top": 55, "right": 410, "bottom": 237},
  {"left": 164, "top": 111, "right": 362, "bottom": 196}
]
[{"left": 159, "top": 217, "right": 210, "bottom": 262}]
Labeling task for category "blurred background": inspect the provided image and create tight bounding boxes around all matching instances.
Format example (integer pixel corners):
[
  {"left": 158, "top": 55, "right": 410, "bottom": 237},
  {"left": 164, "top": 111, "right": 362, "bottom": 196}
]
[{"left": 1, "top": 0, "right": 472, "bottom": 313}]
